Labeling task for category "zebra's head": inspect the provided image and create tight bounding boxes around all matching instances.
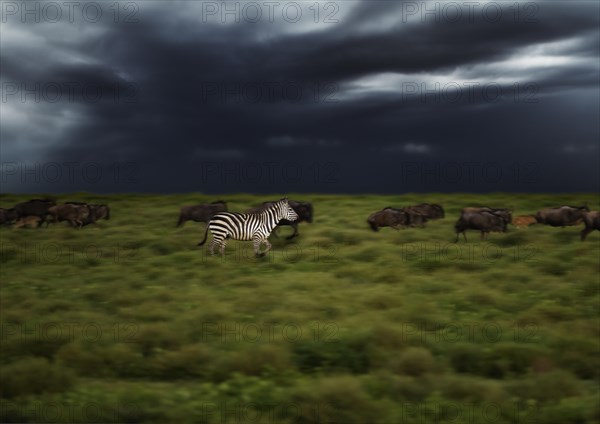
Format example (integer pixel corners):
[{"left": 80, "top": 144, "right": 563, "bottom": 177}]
[{"left": 277, "top": 197, "right": 299, "bottom": 221}]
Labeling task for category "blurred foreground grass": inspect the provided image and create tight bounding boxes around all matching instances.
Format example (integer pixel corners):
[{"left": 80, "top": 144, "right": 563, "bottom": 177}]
[{"left": 0, "top": 193, "right": 599, "bottom": 423}]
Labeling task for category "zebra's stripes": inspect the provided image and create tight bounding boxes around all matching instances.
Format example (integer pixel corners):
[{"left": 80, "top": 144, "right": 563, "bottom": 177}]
[{"left": 197, "top": 198, "right": 299, "bottom": 256}]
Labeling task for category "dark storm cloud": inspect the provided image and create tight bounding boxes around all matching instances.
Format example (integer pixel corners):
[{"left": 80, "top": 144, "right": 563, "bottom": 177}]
[{"left": 1, "top": 0, "right": 598, "bottom": 194}]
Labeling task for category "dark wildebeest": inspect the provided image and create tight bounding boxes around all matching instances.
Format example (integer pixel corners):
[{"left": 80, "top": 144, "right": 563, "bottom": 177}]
[
  {"left": 90, "top": 204, "right": 110, "bottom": 222},
  {"left": 581, "top": 211, "right": 599, "bottom": 241},
  {"left": 47, "top": 204, "right": 92, "bottom": 228},
  {"left": 461, "top": 207, "right": 512, "bottom": 226},
  {"left": 455, "top": 210, "right": 508, "bottom": 242},
  {"left": 65, "top": 202, "right": 110, "bottom": 225},
  {"left": 535, "top": 206, "right": 589, "bottom": 227},
  {"left": 382, "top": 206, "right": 428, "bottom": 227},
  {"left": 367, "top": 208, "right": 409, "bottom": 231},
  {"left": 177, "top": 201, "right": 228, "bottom": 227},
  {"left": 0, "top": 208, "right": 18, "bottom": 225},
  {"left": 14, "top": 198, "right": 56, "bottom": 223},
  {"left": 409, "top": 203, "right": 445, "bottom": 220},
  {"left": 246, "top": 200, "right": 313, "bottom": 239}
]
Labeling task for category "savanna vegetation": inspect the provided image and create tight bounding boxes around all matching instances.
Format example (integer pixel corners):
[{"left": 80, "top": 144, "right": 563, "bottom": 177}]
[{"left": 1, "top": 193, "right": 599, "bottom": 423}]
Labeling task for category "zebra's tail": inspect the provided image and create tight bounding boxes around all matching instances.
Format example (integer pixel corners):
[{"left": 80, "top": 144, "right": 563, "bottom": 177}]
[{"left": 197, "top": 224, "right": 210, "bottom": 246}]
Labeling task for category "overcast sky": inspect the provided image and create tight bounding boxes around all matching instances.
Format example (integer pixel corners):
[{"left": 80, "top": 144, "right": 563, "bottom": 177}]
[{"left": 1, "top": 0, "right": 598, "bottom": 194}]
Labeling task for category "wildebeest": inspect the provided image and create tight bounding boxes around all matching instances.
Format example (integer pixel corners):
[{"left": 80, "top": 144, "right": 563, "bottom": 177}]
[
  {"left": 581, "top": 211, "right": 599, "bottom": 241},
  {"left": 90, "top": 204, "right": 110, "bottom": 222},
  {"left": 14, "top": 198, "right": 56, "bottom": 223},
  {"left": 455, "top": 210, "right": 508, "bottom": 242},
  {"left": 246, "top": 200, "right": 313, "bottom": 239},
  {"left": 512, "top": 215, "right": 537, "bottom": 229},
  {"left": 47, "top": 204, "right": 92, "bottom": 228},
  {"left": 66, "top": 202, "right": 110, "bottom": 225},
  {"left": 367, "top": 208, "right": 409, "bottom": 231},
  {"left": 381, "top": 206, "right": 429, "bottom": 228},
  {"left": 14, "top": 216, "right": 42, "bottom": 229},
  {"left": 408, "top": 203, "right": 445, "bottom": 220},
  {"left": 177, "top": 201, "right": 228, "bottom": 227},
  {"left": 0, "top": 208, "right": 18, "bottom": 225},
  {"left": 535, "top": 206, "right": 589, "bottom": 227},
  {"left": 461, "top": 207, "right": 512, "bottom": 225}
]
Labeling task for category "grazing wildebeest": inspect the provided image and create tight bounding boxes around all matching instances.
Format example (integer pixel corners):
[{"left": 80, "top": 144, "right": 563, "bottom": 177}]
[
  {"left": 512, "top": 215, "right": 537, "bottom": 229},
  {"left": 177, "top": 201, "right": 228, "bottom": 227},
  {"left": 14, "top": 198, "right": 56, "bottom": 223},
  {"left": 13, "top": 216, "right": 42, "bottom": 228},
  {"left": 198, "top": 198, "right": 299, "bottom": 257},
  {"left": 247, "top": 200, "right": 313, "bottom": 239},
  {"left": 455, "top": 211, "right": 507, "bottom": 242},
  {"left": 0, "top": 208, "right": 18, "bottom": 225},
  {"left": 581, "top": 211, "right": 599, "bottom": 241},
  {"left": 47, "top": 204, "right": 92, "bottom": 228},
  {"left": 535, "top": 206, "right": 589, "bottom": 227},
  {"left": 367, "top": 208, "right": 409, "bottom": 231}
]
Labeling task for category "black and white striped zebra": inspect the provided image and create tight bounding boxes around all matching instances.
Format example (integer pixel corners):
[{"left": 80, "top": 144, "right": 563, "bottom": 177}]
[{"left": 197, "top": 198, "right": 299, "bottom": 257}]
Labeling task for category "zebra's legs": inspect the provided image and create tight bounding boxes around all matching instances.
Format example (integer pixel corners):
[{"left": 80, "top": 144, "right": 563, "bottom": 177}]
[
  {"left": 262, "top": 239, "right": 272, "bottom": 254},
  {"left": 253, "top": 237, "right": 263, "bottom": 257},
  {"left": 253, "top": 237, "right": 272, "bottom": 257},
  {"left": 209, "top": 239, "right": 227, "bottom": 256}
]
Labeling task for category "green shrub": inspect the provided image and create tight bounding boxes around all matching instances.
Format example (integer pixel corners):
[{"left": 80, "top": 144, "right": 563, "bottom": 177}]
[
  {"left": 293, "top": 334, "right": 371, "bottom": 374},
  {"left": 212, "top": 345, "right": 292, "bottom": 380},
  {"left": 292, "top": 376, "right": 381, "bottom": 424},
  {"left": 0, "top": 357, "right": 76, "bottom": 398},
  {"left": 507, "top": 370, "right": 583, "bottom": 402},
  {"left": 391, "top": 347, "right": 436, "bottom": 376}
]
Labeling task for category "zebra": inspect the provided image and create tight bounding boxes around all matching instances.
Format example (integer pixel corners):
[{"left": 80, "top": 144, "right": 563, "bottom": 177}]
[{"left": 197, "top": 198, "right": 299, "bottom": 257}]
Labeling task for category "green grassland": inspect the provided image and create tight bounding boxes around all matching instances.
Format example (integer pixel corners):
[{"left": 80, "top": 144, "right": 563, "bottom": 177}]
[{"left": 1, "top": 193, "right": 599, "bottom": 424}]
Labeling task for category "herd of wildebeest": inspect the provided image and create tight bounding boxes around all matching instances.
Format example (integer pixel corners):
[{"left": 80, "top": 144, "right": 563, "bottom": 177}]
[
  {"left": 366, "top": 203, "right": 599, "bottom": 241},
  {"left": 0, "top": 199, "right": 110, "bottom": 229},
  {"left": 0, "top": 198, "right": 599, "bottom": 243}
]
